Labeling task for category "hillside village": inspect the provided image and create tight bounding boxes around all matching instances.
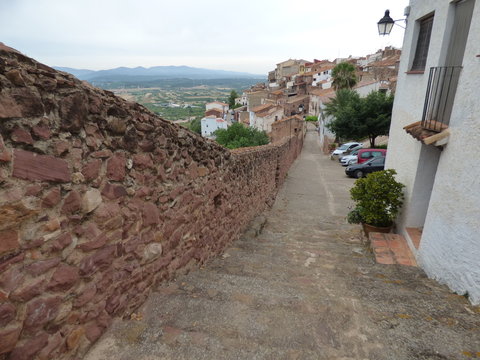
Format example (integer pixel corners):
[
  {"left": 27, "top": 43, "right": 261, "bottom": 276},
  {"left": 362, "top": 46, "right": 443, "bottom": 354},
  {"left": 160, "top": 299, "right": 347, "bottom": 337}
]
[
  {"left": 1, "top": 0, "right": 480, "bottom": 358},
  {"left": 200, "top": 46, "right": 401, "bottom": 147}
]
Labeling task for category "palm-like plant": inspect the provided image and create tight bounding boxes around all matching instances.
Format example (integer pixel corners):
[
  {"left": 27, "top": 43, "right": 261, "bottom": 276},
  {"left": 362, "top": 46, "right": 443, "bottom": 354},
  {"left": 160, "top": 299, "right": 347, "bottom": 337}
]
[{"left": 332, "top": 62, "right": 357, "bottom": 90}]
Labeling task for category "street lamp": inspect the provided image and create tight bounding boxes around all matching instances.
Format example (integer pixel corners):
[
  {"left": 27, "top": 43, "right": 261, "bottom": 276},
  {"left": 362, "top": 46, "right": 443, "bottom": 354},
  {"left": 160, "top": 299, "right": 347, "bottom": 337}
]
[{"left": 377, "top": 9, "right": 405, "bottom": 36}]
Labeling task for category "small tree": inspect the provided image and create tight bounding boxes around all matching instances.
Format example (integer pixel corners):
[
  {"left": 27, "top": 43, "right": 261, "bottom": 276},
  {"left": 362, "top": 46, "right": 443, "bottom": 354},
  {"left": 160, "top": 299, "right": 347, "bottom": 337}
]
[
  {"left": 188, "top": 117, "right": 202, "bottom": 134},
  {"left": 348, "top": 169, "right": 405, "bottom": 227},
  {"left": 214, "top": 123, "right": 269, "bottom": 149},
  {"left": 227, "top": 90, "right": 239, "bottom": 109},
  {"left": 325, "top": 90, "right": 394, "bottom": 147}
]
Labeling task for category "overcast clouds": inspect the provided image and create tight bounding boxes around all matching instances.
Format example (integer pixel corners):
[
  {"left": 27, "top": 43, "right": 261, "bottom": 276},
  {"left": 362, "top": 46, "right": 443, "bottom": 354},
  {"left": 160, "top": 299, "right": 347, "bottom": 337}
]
[{"left": 0, "top": 0, "right": 409, "bottom": 74}]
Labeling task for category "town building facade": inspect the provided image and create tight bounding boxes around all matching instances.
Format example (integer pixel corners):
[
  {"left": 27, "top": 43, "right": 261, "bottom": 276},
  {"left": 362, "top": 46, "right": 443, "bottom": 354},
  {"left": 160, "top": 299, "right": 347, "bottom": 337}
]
[{"left": 385, "top": 0, "right": 479, "bottom": 304}]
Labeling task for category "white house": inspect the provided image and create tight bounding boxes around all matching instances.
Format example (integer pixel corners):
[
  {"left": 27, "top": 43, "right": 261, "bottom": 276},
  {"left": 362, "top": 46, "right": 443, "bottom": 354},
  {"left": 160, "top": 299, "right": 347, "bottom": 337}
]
[
  {"left": 201, "top": 116, "right": 228, "bottom": 138},
  {"left": 249, "top": 103, "right": 283, "bottom": 133},
  {"left": 205, "top": 101, "right": 229, "bottom": 114},
  {"left": 385, "top": 0, "right": 480, "bottom": 304}
]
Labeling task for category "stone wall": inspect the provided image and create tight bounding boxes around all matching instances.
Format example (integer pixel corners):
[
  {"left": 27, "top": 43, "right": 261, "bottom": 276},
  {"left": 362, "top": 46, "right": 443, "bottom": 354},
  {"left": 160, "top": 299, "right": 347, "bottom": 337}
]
[
  {"left": 0, "top": 45, "right": 304, "bottom": 359},
  {"left": 270, "top": 115, "right": 304, "bottom": 144}
]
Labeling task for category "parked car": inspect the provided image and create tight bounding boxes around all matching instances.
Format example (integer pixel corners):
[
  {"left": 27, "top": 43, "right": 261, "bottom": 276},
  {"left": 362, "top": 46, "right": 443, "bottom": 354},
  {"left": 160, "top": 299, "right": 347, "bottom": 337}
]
[
  {"left": 340, "top": 150, "right": 359, "bottom": 166},
  {"left": 331, "top": 142, "right": 363, "bottom": 157},
  {"left": 345, "top": 156, "right": 385, "bottom": 178},
  {"left": 356, "top": 148, "right": 387, "bottom": 164}
]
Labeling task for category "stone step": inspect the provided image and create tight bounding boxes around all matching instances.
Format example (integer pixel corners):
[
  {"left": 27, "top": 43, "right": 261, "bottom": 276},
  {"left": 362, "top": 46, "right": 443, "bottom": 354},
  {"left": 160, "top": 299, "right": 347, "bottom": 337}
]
[{"left": 369, "top": 232, "right": 417, "bottom": 267}]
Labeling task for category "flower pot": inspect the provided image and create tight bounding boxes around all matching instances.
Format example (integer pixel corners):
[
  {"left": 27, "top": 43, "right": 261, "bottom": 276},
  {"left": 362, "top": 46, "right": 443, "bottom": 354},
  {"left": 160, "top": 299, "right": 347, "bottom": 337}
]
[{"left": 362, "top": 223, "right": 393, "bottom": 237}]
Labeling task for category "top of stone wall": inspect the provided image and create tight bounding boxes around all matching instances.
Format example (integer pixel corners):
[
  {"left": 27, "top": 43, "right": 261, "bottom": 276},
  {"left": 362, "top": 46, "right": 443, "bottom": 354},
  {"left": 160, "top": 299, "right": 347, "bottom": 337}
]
[{"left": 0, "top": 43, "right": 229, "bottom": 165}]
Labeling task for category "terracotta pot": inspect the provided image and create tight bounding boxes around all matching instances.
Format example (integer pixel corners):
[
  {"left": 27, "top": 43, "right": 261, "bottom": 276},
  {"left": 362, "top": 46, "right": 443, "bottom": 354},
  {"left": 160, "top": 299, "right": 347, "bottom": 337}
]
[{"left": 362, "top": 223, "right": 393, "bottom": 237}]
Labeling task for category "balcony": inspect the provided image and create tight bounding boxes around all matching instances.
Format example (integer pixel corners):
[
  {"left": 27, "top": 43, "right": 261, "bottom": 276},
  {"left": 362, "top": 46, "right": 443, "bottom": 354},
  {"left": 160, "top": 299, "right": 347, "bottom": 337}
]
[{"left": 421, "top": 66, "right": 462, "bottom": 132}]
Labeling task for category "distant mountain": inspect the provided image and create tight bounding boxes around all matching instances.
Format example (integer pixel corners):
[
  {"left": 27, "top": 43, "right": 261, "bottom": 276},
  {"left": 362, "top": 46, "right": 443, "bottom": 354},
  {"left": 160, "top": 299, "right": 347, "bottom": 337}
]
[{"left": 54, "top": 65, "right": 265, "bottom": 82}]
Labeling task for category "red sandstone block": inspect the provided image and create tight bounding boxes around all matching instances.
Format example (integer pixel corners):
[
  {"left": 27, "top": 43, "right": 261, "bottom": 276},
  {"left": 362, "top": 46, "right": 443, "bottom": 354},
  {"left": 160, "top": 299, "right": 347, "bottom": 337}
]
[
  {"left": 25, "top": 258, "right": 61, "bottom": 275},
  {"left": 49, "top": 233, "right": 73, "bottom": 252},
  {"left": 0, "top": 302, "right": 16, "bottom": 327},
  {"left": 13, "top": 149, "right": 71, "bottom": 182},
  {"left": 0, "top": 229, "right": 19, "bottom": 256},
  {"left": 9, "top": 332, "right": 49, "bottom": 360},
  {"left": 101, "top": 183, "right": 127, "bottom": 200},
  {"left": 23, "top": 296, "right": 62, "bottom": 333},
  {"left": 37, "top": 332, "right": 63, "bottom": 360},
  {"left": 0, "top": 134, "right": 11, "bottom": 162},
  {"left": 42, "top": 188, "right": 61, "bottom": 208},
  {"left": 31, "top": 125, "right": 51, "bottom": 140},
  {"left": 0, "top": 326, "right": 22, "bottom": 355},
  {"left": 82, "top": 159, "right": 102, "bottom": 181},
  {"left": 48, "top": 264, "right": 79, "bottom": 291},
  {"left": 61, "top": 191, "right": 82, "bottom": 214},
  {"left": 106, "top": 152, "right": 126, "bottom": 181},
  {"left": 10, "top": 279, "right": 46, "bottom": 302},
  {"left": 11, "top": 127, "right": 34, "bottom": 145}
]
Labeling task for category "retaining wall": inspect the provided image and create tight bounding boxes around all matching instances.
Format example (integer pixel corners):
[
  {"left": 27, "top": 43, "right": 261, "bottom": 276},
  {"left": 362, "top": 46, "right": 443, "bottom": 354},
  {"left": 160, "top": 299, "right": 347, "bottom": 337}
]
[{"left": 0, "top": 44, "right": 304, "bottom": 359}]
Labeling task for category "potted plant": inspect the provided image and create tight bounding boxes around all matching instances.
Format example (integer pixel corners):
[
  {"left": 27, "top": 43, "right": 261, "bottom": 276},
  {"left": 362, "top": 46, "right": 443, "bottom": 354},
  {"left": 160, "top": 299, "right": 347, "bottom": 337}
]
[{"left": 347, "top": 169, "right": 405, "bottom": 236}]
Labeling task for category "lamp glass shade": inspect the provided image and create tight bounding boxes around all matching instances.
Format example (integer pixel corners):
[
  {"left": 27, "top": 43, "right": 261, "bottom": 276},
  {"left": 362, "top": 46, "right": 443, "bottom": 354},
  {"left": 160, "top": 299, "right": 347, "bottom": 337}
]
[{"left": 377, "top": 10, "right": 395, "bottom": 35}]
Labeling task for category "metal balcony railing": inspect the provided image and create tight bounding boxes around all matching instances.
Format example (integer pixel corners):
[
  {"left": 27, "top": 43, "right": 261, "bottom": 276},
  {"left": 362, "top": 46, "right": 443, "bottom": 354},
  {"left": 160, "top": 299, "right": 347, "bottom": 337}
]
[{"left": 422, "top": 66, "right": 462, "bottom": 132}]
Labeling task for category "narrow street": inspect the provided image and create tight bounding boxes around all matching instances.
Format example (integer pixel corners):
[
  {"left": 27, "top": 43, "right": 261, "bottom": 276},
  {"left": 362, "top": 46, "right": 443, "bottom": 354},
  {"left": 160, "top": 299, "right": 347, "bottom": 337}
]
[{"left": 85, "top": 127, "right": 480, "bottom": 360}]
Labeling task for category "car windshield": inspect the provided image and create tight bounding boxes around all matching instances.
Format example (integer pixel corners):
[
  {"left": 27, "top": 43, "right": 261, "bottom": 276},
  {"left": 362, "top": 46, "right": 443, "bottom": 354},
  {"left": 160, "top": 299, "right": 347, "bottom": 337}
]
[
  {"left": 351, "top": 150, "right": 358, "bottom": 155},
  {"left": 338, "top": 144, "right": 349, "bottom": 150}
]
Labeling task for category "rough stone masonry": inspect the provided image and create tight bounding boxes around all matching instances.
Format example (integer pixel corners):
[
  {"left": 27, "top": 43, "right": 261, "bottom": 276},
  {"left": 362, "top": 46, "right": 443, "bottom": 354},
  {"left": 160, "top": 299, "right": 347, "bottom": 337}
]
[{"left": 0, "top": 43, "right": 304, "bottom": 360}]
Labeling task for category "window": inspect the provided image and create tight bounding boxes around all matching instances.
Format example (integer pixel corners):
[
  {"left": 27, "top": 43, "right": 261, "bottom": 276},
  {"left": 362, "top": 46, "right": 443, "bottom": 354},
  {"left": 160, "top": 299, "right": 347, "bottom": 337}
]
[
  {"left": 360, "top": 152, "right": 371, "bottom": 159},
  {"left": 411, "top": 14, "right": 434, "bottom": 71}
]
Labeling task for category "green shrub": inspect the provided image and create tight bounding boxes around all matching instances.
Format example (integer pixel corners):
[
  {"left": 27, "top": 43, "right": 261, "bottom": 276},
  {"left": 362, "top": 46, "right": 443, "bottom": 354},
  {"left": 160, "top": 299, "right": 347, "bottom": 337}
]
[
  {"left": 374, "top": 144, "right": 388, "bottom": 149},
  {"left": 214, "top": 123, "right": 269, "bottom": 149},
  {"left": 305, "top": 115, "right": 318, "bottom": 122},
  {"left": 348, "top": 169, "right": 405, "bottom": 227}
]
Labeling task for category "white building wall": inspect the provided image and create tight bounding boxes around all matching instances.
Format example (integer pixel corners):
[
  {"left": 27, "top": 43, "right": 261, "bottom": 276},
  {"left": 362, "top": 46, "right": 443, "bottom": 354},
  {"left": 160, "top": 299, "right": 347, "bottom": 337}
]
[
  {"left": 201, "top": 117, "right": 228, "bottom": 137},
  {"left": 385, "top": 0, "right": 480, "bottom": 304},
  {"left": 355, "top": 82, "right": 381, "bottom": 97}
]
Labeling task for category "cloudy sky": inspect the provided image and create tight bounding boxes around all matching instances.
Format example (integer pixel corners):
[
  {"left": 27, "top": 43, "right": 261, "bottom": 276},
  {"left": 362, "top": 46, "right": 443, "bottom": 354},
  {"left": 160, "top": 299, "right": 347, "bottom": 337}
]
[{"left": 1, "top": 0, "right": 409, "bottom": 74}]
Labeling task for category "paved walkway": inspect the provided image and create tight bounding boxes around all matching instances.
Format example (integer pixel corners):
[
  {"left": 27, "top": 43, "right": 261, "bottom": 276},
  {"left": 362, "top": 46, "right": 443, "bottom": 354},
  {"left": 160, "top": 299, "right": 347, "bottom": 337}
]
[{"left": 85, "top": 128, "right": 480, "bottom": 360}]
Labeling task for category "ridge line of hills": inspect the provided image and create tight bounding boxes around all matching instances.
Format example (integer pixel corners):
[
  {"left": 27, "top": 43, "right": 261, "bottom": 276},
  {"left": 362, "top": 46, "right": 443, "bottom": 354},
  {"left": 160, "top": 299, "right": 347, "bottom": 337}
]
[{"left": 54, "top": 65, "right": 266, "bottom": 82}]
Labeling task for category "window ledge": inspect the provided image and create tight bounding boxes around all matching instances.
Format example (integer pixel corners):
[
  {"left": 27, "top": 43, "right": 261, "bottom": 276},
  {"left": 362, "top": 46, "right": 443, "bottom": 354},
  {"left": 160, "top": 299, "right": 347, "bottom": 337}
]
[
  {"left": 403, "top": 121, "right": 450, "bottom": 147},
  {"left": 405, "top": 70, "right": 425, "bottom": 75}
]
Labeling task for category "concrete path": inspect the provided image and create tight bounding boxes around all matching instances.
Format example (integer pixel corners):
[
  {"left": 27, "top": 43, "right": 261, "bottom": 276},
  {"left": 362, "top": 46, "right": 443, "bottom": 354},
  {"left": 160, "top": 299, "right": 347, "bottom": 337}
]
[{"left": 85, "top": 127, "right": 480, "bottom": 360}]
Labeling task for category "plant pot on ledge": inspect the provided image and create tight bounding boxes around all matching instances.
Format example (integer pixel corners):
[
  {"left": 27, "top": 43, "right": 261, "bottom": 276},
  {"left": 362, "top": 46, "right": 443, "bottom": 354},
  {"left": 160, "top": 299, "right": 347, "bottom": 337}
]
[{"left": 362, "top": 223, "right": 393, "bottom": 237}]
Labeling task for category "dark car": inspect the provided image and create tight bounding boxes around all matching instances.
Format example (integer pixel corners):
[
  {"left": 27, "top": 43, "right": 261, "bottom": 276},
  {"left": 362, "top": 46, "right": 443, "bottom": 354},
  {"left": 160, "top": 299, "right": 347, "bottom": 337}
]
[{"left": 345, "top": 156, "right": 385, "bottom": 178}]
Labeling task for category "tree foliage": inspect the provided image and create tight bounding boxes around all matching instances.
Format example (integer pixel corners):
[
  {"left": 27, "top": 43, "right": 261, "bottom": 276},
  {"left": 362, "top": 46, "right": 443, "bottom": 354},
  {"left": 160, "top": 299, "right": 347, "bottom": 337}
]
[
  {"left": 227, "top": 90, "right": 239, "bottom": 109},
  {"left": 348, "top": 169, "right": 405, "bottom": 227},
  {"left": 325, "top": 89, "right": 394, "bottom": 147},
  {"left": 187, "top": 117, "right": 202, "bottom": 134},
  {"left": 332, "top": 62, "right": 357, "bottom": 90},
  {"left": 305, "top": 115, "right": 318, "bottom": 122},
  {"left": 214, "top": 123, "right": 269, "bottom": 149}
]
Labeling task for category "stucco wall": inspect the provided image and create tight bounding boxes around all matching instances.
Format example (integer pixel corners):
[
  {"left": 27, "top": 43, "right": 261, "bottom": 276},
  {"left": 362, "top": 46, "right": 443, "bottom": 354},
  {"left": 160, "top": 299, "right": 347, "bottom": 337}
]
[
  {"left": 0, "top": 46, "right": 305, "bottom": 358},
  {"left": 385, "top": 0, "right": 480, "bottom": 304}
]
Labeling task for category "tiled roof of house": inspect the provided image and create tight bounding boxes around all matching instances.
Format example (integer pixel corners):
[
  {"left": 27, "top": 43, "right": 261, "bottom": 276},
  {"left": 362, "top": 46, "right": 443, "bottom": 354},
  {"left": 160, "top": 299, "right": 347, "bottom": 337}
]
[
  {"left": 354, "top": 80, "right": 380, "bottom": 89},
  {"left": 274, "top": 115, "right": 303, "bottom": 123},
  {"left": 368, "top": 55, "right": 400, "bottom": 67},
  {"left": 251, "top": 103, "right": 275, "bottom": 113},
  {"left": 309, "top": 88, "right": 335, "bottom": 97},
  {"left": 286, "top": 95, "right": 309, "bottom": 104},
  {"left": 207, "top": 101, "right": 228, "bottom": 106},
  {"left": 257, "top": 105, "right": 282, "bottom": 118}
]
